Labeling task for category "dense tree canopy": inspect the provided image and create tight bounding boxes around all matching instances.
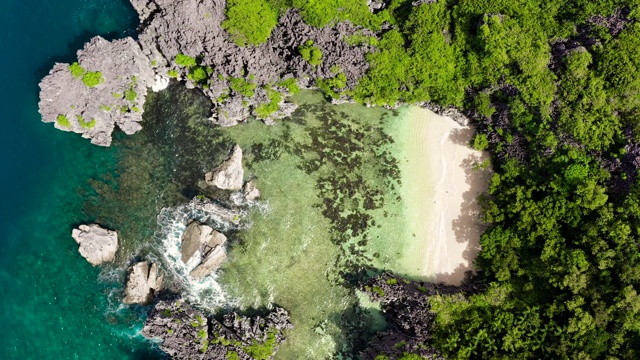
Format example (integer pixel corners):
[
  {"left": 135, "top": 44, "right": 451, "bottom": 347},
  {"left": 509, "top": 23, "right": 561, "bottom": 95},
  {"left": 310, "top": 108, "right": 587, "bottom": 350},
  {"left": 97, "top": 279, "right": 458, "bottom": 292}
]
[{"left": 220, "top": 0, "right": 640, "bottom": 358}]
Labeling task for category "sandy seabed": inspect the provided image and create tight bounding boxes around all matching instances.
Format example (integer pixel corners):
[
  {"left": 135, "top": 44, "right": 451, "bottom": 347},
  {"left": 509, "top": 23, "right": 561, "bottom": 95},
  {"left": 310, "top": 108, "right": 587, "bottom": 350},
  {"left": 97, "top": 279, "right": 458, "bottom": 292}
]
[{"left": 394, "top": 107, "right": 492, "bottom": 284}]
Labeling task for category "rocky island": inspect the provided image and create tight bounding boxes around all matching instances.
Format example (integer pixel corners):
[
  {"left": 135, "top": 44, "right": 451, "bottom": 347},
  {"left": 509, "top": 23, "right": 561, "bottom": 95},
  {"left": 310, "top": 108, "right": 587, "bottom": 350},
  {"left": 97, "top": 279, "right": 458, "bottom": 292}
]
[{"left": 37, "top": 0, "right": 640, "bottom": 359}]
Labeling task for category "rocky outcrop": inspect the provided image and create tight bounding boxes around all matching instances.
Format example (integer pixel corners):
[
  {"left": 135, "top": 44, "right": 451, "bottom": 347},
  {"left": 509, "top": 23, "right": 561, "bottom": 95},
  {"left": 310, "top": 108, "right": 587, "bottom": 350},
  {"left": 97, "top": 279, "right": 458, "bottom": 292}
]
[
  {"left": 180, "top": 221, "right": 228, "bottom": 279},
  {"left": 71, "top": 224, "right": 118, "bottom": 266},
  {"left": 189, "top": 196, "right": 245, "bottom": 226},
  {"left": 39, "top": 36, "right": 158, "bottom": 146},
  {"left": 142, "top": 298, "right": 293, "bottom": 359},
  {"left": 123, "top": 261, "right": 164, "bottom": 305},
  {"left": 205, "top": 145, "right": 244, "bottom": 190},
  {"left": 360, "top": 272, "right": 481, "bottom": 360},
  {"left": 243, "top": 181, "right": 261, "bottom": 201},
  {"left": 39, "top": 0, "right": 378, "bottom": 145}
]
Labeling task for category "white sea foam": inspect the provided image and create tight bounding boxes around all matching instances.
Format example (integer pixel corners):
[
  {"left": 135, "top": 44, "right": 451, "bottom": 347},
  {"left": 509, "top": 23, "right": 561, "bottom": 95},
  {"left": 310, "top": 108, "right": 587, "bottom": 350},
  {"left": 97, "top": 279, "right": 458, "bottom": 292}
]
[{"left": 153, "top": 200, "right": 264, "bottom": 310}]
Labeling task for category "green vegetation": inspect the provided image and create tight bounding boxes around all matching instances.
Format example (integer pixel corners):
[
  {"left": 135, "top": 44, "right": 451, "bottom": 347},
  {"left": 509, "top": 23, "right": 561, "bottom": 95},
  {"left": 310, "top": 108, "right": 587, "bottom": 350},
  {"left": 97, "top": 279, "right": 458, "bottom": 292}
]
[
  {"left": 229, "top": 76, "right": 257, "bottom": 97},
  {"left": 298, "top": 40, "right": 322, "bottom": 66},
  {"left": 317, "top": 72, "right": 347, "bottom": 99},
  {"left": 338, "top": 0, "right": 640, "bottom": 359},
  {"left": 111, "top": 92, "right": 122, "bottom": 99},
  {"left": 223, "top": 0, "right": 279, "bottom": 46},
  {"left": 175, "top": 53, "right": 210, "bottom": 85},
  {"left": 386, "top": 278, "right": 397, "bottom": 285},
  {"left": 68, "top": 62, "right": 85, "bottom": 78},
  {"left": 124, "top": 89, "right": 137, "bottom": 102},
  {"left": 175, "top": 53, "right": 197, "bottom": 68},
  {"left": 242, "top": 330, "right": 277, "bottom": 360},
  {"left": 56, "top": 114, "right": 71, "bottom": 128},
  {"left": 344, "top": 32, "right": 379, "bottom": 47},
  {"left": 277, "top": 78, "right": 300, "bottom": 94},
  {"left": 82, "top": 71, "right": 103, "bottom": 87},
  {"left": 255, "top": 88, "right": 283, "bottom": 118},
  {"left": 471, "top": 133, "right": 489, "bottom": 151},
  {"left": 226, "top": 351, "right": 240, "bottom": 360},
  {"left": 76, "top": 115, "right": 96, "bottom": 129},
  {"left": 99, "top": 105, "right": 111, "bottom": 111},
  {"left": 187, "top": 66, "right": 208, "bottom": 83}
]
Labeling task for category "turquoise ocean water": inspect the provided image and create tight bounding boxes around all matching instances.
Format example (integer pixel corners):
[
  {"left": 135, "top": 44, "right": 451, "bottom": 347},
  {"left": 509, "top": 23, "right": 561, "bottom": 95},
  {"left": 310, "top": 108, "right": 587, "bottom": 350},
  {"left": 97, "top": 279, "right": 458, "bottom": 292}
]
[{"left": 0, "top": 0, "right": 162, "bottom": 358}]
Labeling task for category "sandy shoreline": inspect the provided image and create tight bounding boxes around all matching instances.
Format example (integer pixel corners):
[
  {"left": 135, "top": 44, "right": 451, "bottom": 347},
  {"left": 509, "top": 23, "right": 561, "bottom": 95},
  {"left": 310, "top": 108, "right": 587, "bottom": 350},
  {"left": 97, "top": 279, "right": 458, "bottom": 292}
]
[{"left": 396, "top": 107, "right": 491, "bottom": 284}]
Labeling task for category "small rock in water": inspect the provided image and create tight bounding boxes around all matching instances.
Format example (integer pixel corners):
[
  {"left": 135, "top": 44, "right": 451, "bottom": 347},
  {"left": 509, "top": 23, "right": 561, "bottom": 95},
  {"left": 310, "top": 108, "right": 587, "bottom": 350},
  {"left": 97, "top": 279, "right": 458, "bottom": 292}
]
[
  {"left": 71, "top": 224, "right": 118, "bottom": 266},
  {"left": 123, "top": 261, "right": 163, "bottom": 305},
  {"left": 243, "top": 180, "right": 261, "bottom": 201},
  {"left": 205, "top": 144, "right": 244, "bottom": 190},
  {"left": 180, "top": 220, "right": 228, "bottom": 279}
]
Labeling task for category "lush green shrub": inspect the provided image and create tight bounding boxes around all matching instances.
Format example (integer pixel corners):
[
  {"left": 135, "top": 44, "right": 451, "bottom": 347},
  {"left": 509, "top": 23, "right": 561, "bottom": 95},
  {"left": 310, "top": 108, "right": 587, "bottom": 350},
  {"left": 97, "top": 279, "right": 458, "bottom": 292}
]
[
  {"left": 471, "top": 133, "right": 489, "bottom": 151},
  {"left": 223, "top": 0, "right": 279, "bottom": 46},
  {"left": 255, "top": 88, "right": 283, "bottom": 118},
  {"left": 242, "top": 330, "right": 277, "bottom": 360},
  {"left": 277, "top": 78, "right": 300, "bottom": 94},
  {"left": 82, "top": 71, "right": 104, "bottom": 87},
  {"left": 229, "top": 77, "right": 257, "bottom": 97},
  {"left": 124, "top": 89, "right": 137, "bottom": 102},
  {"left": 188, "top": 67, "right": 208, "bottom": 83},
  {"left": 317, "top": 72, "right": 347, "bottom": 98},
  {"left": 68, "top": 62, "right": 85, "bottom": 78},
  {"left": 298, "top": 40, "right": 323, "bottom": 66},
  {"left": 175, "top": 53, "right": 197, "bottom": 67},
  {"left": 56, "top": 114, "right": 71, "bottom": 127},
  {"left": 167, "top": 70, "right": 179, "bottom": 78},
  {"left": 76, "top": 115, "right": 96, "bottom": 129}
]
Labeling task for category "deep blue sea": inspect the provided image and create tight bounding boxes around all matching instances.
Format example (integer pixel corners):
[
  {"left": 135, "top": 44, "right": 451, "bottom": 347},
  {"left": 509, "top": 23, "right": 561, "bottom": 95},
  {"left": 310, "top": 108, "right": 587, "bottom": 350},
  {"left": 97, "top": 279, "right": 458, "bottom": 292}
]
[{"left": 0, "top": 0, "right": 162, "bottom": 358}]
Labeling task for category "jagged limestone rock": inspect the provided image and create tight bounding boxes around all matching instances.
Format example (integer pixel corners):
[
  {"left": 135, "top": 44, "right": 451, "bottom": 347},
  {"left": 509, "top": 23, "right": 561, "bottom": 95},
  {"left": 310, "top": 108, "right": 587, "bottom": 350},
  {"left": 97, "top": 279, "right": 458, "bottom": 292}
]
[
  {"left": 71, "top": 224, "right": 118, "bottom": 266},
  {"left": 180, "top": 221, "right": 228, "bottom": 279},
  {"left": 39, "top": 36, "right": 156, "bottom": 146},
  {"left": 205, "top": 145, "right": 244, "bottom": 190},
  {"left": 123, "top": 261, "right": 164, "bottom": 305},
  {"left": 142, "top": 299, "right": 293, "bottom": 359},
  {"left": 39, "top": 0, "right": 378, "bottom": 145},
  {"left": 243, "top": 181, "right": 261, "bottom": 201}
]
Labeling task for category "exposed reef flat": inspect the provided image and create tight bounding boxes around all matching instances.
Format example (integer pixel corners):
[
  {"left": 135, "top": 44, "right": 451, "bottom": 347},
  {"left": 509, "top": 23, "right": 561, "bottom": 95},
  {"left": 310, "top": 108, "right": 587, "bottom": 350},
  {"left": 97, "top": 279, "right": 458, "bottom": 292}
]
[{"left": 39, "top": 0, "right": 376, "bottom": 145}]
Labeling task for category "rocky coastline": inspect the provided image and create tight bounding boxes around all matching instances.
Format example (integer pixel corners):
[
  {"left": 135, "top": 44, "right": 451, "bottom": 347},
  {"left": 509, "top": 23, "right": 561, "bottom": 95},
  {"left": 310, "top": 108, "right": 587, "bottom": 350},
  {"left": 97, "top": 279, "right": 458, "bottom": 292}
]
[
  {"left": 39, "top": 0, "right": 380, "bottom": 146},
  {"left": 43, "top": 0, "right": 472, "bottom": 358}
]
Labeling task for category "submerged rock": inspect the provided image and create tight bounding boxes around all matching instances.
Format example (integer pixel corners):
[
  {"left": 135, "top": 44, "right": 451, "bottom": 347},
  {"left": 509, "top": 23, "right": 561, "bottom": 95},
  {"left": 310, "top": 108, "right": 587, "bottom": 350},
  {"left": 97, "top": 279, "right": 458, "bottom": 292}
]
[
  {"left": 180, "top": 220, "right": 228, "bottom": 279},
  {"left": 123, "top": 261, "right": 164, "bottom": 305},
  {"left": 205, "top": 145, "right": 244, "bottom": 190},
  {"left": 71, "top": 224, "right": 118, "bottom": 266},
  {"left": 142, "top": 298, "right": 293, "bottom": 359}
]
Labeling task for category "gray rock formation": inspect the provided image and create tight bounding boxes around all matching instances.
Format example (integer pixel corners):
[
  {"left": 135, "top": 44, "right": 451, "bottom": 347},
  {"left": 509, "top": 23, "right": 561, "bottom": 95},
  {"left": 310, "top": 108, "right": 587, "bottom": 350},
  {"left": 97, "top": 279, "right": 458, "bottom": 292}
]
[
  {"left": 189, "top": 196, "right": 245, "bottom": 226},
  {"left": 243, "top": 181, "right": 261, "bottom": 201},
  {"left": 39, "top": 36, "right": 158, "bottom": 146},
  {"left": 39, "top": 0, "right": 378, "bottom": 145},
  {"left": 142, "top": 299, "right": 293, "bottom": 359},
  {"left": 71, "top": 224, "right": 118, "bottom": 266},
  {"left": 180, "top": 221, "right": 228, "bottom": 279},
  {"left": 205, "top": 145, "right": 244, "bottom": 190},
  {"left": 123, "top": 261, "right": 164, "bottom": 305}
]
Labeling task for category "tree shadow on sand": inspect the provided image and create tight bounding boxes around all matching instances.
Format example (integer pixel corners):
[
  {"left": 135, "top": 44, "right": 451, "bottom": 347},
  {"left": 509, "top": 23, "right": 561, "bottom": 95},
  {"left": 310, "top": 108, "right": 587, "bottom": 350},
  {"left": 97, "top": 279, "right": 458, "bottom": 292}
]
[{"left": 433, "top": 130, "right": 492, "bottom": 285}]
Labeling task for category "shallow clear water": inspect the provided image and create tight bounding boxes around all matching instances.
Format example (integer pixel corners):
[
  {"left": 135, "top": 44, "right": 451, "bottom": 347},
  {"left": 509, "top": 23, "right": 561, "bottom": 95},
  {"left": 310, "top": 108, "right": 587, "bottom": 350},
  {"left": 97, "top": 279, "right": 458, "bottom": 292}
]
[{"left": 0, "top": 1, "right": 433, "bottom": 358}]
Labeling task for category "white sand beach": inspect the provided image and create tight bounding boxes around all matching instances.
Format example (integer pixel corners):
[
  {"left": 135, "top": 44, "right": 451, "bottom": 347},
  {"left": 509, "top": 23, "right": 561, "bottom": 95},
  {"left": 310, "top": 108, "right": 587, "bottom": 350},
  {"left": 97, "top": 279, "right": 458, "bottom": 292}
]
[{"left": 395, "top": 107, "right": 491, "bottom": 285}]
